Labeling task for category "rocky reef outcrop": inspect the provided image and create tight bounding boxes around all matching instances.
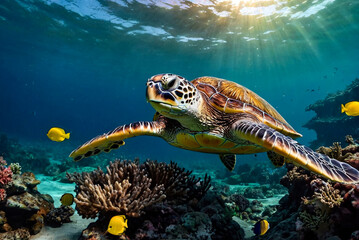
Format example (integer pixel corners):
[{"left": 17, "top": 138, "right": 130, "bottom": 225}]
[
  {"left": 304, "top": 78, "right": 359, "bottom": 148},
  {"left": 0, "top": 158, "right": 55, "bottom": 239},
  {"left": 262, "top": 136, "right": 359, "bottom": 240}
]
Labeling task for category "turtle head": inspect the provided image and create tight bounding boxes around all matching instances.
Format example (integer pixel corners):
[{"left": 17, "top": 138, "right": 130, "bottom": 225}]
[{"left": 146, "top": 74, "right": 202, "bottom": 125}]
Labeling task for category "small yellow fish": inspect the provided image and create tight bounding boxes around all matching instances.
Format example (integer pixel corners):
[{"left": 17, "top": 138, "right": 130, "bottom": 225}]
[
  {"left": 60, "top": 193, "right": 74, "bottom": 206},
  {"left": 253, "top": 219, "right": 270, "bottom": 236},
  {"left": 47, "top": 127, "right": 70, "bottom": 142},
  {"left": 341, "top": 101, "right": 359, "bottom": 116},
  {"left": 107, "top": 215, "right": 128, "bottom": 236}
]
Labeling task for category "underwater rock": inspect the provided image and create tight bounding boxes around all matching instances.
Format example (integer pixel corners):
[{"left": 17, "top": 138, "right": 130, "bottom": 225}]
[
  {"left": 181, "top": 212, "right": 212, "bottom": 239},
  {"left": 262, "top": 205, "right": 277, "bottom": 218},
  {"left": 260, "top": 213, "right": 299, "bottom": 240},
  {"left": 250, "top": 200, "right": 263, "bottom": 214},
  {"left": 244, "top": 187, "right": 265, "bottom": 199},
  {"left": 0, "top": 171, "right": 54, "bottom": 238},
  {"left": 229, "top": 194, "right": 250, "bottom": 212},
  {"left": 26, "top": 213, "right": 44, "bottom": 235},
  {"left": 6, "top": 172, "right": 41, "bottom": 195},
  {"left": 6, "top": 192, "right": 52, "bottom": 212},
  {"left": 0, "top": 228, "right": 31, "bottom": 240},
  {"left": 44, "top": 206, "right": 75, "bottom": 228},
  {"left": 304, "top": 78, "right": 359, "bottom": 148}
]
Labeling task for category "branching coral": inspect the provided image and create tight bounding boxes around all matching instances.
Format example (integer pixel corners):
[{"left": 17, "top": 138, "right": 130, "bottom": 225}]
[
  {"left": 0, "top": 156, "right": 13, "bottom": 202},
  {"left": 286, "top": 165, "right": 312, "bottom": 182},
  {"left": 144, "top": 160, "right": 211, "bottom": 204},
  {"left": 67, "top": 160, "right": 166, "bottom": 218},
  {"left": 68, "top": 160, "right": 211, "bottom": 219},
  {"left": 313, "top": 183, "right": 343, "bottom": 208},
  {"left": 144, "top": 160, "right": 191, "bottom": 202},
  {"left": 0, "top": 167, "right": 12, "bottom": 186},
  {"left": 9, "top": 163, "right": 22, "bottom": 175}
]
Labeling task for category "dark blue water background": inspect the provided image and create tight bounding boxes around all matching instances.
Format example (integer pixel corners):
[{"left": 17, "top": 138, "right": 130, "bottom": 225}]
[{"left": 0, "top": 0, "right": 358, "bottom": 169}]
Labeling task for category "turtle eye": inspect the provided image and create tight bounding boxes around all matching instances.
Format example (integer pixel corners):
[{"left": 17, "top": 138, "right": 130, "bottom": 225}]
[
  {"left": 167, "top": 78, "right": 176, "bottom": 89},
  {"left": 163, "top": 77, "right": 179, "bottom": 91}
]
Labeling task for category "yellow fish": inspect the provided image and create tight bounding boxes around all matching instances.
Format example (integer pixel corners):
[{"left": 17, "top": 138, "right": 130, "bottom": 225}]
[
  {"left": 47, "top": 127, "right": 70, "bottom": 142},
  {"left": 341, "top": 101, "right": 359, "bottom": 116},
  {"left": 253, "top": 219, "right": 270, "bottom": 236},
  {"left": 107, "top": 215, "right": 128, "bottom": 236},
  {"left": 60, "top": 193, "right": 74, "bottom": 206}
]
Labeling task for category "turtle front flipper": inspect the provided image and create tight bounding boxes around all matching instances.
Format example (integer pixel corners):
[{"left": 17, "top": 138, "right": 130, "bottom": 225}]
[
  {"left": 231, "top": 120, "right": 359, "bottom": 184},
  {"left": 69, "top": 120, "right": 166, "bottom": 161}
]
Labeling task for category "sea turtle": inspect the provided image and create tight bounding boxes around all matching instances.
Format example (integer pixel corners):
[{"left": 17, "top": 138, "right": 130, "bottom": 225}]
[{"left": 70, "top": 74, "right": 359, "bottom": 184}]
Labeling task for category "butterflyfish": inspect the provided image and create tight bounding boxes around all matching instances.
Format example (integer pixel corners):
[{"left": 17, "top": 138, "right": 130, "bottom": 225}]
[
  {"left": 253, "top": 219, "right": 270, "bottom": 236},
  {"left": 341, "top": 101, "right": 359, "bottom": 116},
  {"left": 47, "top": 127, "right": 70, "bottom": 142},
  {"left": 60, "top": 193, "right": 74, "bottom": 206},
  {"left": 107, "top": 215, "right": 128, "bottom": 236}
]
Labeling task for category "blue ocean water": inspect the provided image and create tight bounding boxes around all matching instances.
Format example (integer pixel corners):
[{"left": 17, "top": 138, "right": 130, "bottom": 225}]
[{"left": 0, "top": 0, "right": 358, "bottom": 167}]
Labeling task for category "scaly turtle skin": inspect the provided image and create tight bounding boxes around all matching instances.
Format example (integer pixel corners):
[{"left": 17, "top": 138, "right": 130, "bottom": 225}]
[{"left": 70, "top": 74, "right": 359, "bottom": 184}]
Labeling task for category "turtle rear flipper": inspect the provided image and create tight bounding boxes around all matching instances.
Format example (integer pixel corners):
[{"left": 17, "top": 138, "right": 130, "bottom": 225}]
[
  {"left": 267, "top": 151, "right": 285, "bottom": 167},
  {"left": 69, "top": 120, "right": 166, "bottom": 161},
  {"left": 232, "top": 120, "right": 359, "bottom": 184},
  {"left": 219, "top": 154, "right": 236, "bottom": 171}
]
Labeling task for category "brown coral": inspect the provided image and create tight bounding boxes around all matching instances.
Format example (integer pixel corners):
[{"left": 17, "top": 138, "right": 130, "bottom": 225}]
[
  {"left": 144, "top": 160, "right": 211, "bottom": 204},
  {"left": 68, "top": 160, "right": 211, "bottom": 219},
  {"left": 313, "top": 182, "right": 343, "bottom": 208},
  {"left": 68, "top": 160, "right": 166, "bottom": 218}
]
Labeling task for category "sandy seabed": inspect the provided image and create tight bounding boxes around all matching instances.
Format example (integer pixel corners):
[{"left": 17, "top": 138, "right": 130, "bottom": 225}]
[{"left": 32, "top": 175, "right": 92, "bottom": 240}]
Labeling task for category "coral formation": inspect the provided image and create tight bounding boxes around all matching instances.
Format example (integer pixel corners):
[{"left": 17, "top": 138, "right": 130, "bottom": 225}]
[
  {"left": 0, "top": 228, "right": 31, "bottom": 240},
  {"left": 9, "top": 163, "right": 21, "bottom": 175},
  {"left": 304, "top": 78, "right": 359, "bottom": 148},
  {"left": 265, "top": 136, "right": 359, "bottom": 240},
  {"left": 0, "top": 170, "right": 54, "bottom": 237},
  {"left": 144, "top": 160, "right": 211, "bottom": 204},
  {"left": 68, "top": 160, "right": 166, "bottom": 218},
  {"left": 0, "top": 157, "right": 13, "bottom": 202},
  {"left": 71, "top": 159, "right": 247, "bottom": 240},
  {"left": 44, "top": 206, "right": 75, "bottom": 227},
  {"left": 68, "top": 160, "right": 211, "bottom": 219}
]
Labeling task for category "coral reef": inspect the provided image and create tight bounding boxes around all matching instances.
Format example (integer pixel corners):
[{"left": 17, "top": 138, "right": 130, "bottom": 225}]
[
  {"left": 44, "top": 206, "right": 75, "bottom": 227},
  {"left": 70, "top": 159, "right": 246, "bottom": 240},
  {"left": 304, "top": 78, "right": 359, "bottom": 148},
  {"left": 264, "top": 136, "right": 359, "bottom": 240},
  {"left": 0, "top": 169, "right": 55, "bottom": 237}
]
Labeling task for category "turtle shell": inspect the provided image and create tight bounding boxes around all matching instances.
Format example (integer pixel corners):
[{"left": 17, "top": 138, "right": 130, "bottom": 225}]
[{"left": 192, "top": 77, "right": 302, "bottom": 138}]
